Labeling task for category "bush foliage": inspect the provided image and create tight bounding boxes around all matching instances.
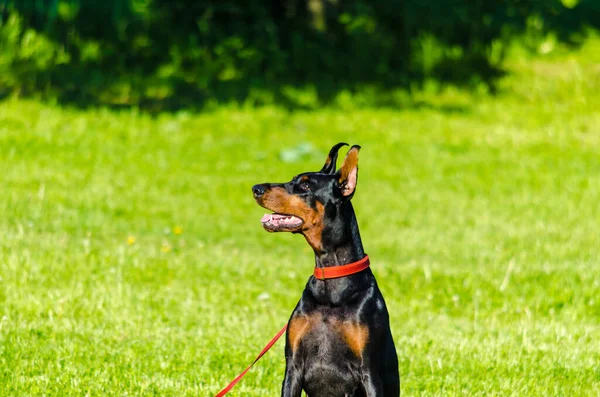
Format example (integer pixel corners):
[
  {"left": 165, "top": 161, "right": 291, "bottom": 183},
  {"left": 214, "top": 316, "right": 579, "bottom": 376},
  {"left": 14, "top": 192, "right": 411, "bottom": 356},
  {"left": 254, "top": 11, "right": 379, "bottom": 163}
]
[{"left": 1, "top": 0, "right": 599, "bottom": 109}]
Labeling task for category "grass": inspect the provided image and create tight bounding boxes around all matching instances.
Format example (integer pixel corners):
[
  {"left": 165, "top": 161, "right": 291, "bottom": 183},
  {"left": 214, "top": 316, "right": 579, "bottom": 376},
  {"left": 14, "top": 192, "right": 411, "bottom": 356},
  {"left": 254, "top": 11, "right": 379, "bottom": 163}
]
[{"left": 1, "top": 38, "right": 600, "bottom": 396}]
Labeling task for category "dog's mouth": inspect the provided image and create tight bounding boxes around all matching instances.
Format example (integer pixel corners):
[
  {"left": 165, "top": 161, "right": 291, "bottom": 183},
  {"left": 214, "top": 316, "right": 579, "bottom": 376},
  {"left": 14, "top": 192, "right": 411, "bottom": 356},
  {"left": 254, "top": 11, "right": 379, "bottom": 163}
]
[{"left": 261, "top": 213, "right": 304, "bottom": 232}]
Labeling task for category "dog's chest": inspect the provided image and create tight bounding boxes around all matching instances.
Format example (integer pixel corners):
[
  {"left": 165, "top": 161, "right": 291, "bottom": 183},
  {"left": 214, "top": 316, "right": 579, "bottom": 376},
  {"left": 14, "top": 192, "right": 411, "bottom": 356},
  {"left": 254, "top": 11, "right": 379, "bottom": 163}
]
[{"left": 288, "top": 311, "right": 369, "bottom": 360}]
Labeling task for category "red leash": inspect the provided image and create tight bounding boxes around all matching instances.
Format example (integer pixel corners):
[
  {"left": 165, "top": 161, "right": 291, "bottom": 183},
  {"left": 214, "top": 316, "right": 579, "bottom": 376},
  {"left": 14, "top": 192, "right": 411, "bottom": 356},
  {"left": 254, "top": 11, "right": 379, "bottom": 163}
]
[
  {"left": 214, "top": 255, "right": 370, "bottom": 396},
  {"left": 214, "top": 324, "right": 288, "bottom": 397}
]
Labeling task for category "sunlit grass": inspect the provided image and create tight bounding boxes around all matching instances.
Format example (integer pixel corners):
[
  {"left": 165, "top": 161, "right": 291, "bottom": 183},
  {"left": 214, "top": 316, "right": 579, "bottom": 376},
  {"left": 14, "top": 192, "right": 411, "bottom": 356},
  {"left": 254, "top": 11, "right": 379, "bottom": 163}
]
[{"left": 1, "top": 39, "right": 600, "bottom": 396}]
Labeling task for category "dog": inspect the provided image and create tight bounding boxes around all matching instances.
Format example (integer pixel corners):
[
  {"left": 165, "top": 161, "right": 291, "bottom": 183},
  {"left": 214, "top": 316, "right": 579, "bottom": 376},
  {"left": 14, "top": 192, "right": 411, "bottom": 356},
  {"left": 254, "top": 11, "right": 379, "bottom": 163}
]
[{"left": 252, "top": 143, "right": 399, "bottom": 397}]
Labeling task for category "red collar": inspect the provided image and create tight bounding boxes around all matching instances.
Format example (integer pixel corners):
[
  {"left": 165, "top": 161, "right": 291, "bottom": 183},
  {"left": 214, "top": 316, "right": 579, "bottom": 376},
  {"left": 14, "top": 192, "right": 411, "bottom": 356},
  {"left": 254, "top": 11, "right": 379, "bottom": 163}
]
[{"left": 313, "top": 255, "right": 370, "bottom": 280}]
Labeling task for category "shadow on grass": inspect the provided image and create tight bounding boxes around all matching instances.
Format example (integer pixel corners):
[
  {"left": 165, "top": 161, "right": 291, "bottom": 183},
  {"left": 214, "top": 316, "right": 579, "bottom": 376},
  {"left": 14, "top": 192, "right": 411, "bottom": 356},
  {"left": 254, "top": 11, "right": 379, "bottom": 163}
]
[{"left": 35, "top": 62, "right": 501, "bottom": 115}]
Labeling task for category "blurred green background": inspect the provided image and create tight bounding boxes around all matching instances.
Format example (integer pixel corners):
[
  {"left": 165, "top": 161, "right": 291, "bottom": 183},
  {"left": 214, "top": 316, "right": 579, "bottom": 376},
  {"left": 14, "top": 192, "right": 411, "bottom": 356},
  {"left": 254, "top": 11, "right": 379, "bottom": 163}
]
[
  {"left": 1, "top": 1, "right": 600, "bottom": 396},
  {"left": 1, "top": 0, "right": 599, "bottom": 110}
]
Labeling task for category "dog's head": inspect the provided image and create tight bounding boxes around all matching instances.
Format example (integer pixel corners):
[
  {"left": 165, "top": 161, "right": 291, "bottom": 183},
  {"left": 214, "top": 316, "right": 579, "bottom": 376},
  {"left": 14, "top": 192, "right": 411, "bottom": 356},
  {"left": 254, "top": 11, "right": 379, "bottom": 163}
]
[{"left": 252, "top": 143, "right": 361, "bottom": 252}]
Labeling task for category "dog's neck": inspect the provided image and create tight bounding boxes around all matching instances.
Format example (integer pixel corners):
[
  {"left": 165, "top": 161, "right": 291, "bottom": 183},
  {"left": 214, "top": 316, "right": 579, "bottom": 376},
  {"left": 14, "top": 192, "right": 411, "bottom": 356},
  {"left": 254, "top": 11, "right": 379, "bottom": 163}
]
[{"left": 313, "top": 202, "right": 365, "bottom": 268}]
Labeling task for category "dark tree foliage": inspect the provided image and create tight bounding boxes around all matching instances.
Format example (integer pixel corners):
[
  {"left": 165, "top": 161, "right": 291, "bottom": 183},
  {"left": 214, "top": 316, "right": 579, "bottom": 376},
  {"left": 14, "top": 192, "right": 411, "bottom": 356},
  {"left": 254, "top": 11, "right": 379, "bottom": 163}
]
[{"left": 1, "top": 0, "right": 599, "bottom": 109}]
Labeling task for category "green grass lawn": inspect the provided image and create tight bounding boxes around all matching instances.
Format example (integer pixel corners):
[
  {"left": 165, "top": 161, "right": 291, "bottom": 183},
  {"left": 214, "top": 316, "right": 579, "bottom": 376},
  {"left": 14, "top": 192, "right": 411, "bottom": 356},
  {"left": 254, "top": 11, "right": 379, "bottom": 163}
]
[{"left": 1, "top": 39, "right": 600, "bottom": 396}]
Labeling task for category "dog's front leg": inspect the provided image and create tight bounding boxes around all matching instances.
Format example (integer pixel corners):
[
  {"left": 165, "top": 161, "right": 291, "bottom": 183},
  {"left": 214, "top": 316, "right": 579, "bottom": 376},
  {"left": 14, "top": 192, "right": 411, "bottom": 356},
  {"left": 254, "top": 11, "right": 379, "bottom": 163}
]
[
  {"left": 360, "top": 370, "right": 385, "bottom": 397},
  {"left": 281, "top": 344, "right": 303, "bottom": 397},
  {"left": 361, "top": 344, "right": 399, "bottom": 397}
]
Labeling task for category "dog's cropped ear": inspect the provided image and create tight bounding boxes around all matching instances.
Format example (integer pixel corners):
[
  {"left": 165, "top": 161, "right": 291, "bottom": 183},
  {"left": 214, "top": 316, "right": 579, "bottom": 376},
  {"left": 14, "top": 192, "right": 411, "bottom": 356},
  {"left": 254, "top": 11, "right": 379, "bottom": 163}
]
[
  {"left": 337, "top": 145, "right": 360, "bottom": 197},
  {"left": 320, "top": 142, "right": 348, "bottom": 174}
]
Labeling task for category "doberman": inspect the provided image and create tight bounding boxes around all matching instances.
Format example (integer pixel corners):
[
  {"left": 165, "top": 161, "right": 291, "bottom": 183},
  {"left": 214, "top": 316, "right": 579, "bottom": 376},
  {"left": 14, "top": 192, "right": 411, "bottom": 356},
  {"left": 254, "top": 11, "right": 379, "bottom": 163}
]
[{"left": 252, "top": 143, "right": 399, "bottom": 397}]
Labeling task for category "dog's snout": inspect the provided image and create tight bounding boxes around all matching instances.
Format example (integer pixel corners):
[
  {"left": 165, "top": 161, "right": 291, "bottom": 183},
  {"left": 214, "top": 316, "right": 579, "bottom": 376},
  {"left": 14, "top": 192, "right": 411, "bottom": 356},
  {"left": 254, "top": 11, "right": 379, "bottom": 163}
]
[{"left": 252, "top": 184, "right": 266, "bottom": 198}]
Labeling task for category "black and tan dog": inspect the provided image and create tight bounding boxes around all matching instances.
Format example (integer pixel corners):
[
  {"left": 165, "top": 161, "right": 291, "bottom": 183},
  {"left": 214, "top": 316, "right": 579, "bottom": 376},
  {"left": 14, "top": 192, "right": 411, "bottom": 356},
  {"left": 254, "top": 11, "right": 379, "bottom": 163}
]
[{"left": 252, "top": 143, "right": 399, "bottom": 397}]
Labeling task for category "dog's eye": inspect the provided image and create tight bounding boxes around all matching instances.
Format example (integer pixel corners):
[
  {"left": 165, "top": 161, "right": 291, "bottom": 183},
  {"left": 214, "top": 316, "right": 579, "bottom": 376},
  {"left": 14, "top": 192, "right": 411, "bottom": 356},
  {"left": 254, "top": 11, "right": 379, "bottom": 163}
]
[{"left": 299, "top": 182, "right": 311, "bottom": 192}]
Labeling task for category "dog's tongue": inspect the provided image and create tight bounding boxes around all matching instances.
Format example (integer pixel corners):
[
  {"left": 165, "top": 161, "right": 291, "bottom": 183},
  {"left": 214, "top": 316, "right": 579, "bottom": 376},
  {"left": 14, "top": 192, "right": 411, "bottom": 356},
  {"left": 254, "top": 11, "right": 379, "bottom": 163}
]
[
  {"left": 262, "top": 213, "right": 291, "bottom": 222},
  {"left": 261, "top": 214, "right": 272, "bottom": 223},
  {"left": 261, "top": 213, "right": 289, "bottom": 223},
  {"left": 260, "top": 213, "right": 303, "bottom": 231}
]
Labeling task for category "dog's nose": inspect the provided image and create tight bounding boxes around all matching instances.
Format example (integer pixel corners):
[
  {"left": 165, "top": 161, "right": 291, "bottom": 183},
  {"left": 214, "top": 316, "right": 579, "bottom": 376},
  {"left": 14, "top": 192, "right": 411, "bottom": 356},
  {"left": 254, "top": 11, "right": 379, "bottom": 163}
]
[{"left": 252, "top": 184, "right": 266, "bottom": 198}]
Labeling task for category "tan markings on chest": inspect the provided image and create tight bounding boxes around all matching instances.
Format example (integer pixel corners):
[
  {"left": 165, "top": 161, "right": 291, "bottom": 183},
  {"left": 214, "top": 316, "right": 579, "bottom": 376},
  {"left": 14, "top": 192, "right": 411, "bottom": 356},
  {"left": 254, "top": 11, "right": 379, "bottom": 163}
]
[
  {"left": 288, "top": 313, "right": 320, "bottom": 353},
  {"left": 288, "top": 314, "right": 369, "bottom": 357},
  {"left": 336, "top": 322, "right": 369, "bottom": 357}
]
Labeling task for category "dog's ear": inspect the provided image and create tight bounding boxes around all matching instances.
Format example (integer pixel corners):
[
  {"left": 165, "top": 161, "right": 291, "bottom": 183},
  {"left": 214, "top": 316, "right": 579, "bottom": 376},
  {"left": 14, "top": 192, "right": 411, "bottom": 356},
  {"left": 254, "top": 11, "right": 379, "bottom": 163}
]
[
  {"left": 336, "top": 145, "right": 360, "bottom": 197},
  {"left": 320, "top": 142, "right": 348, "bottom": 174}
]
